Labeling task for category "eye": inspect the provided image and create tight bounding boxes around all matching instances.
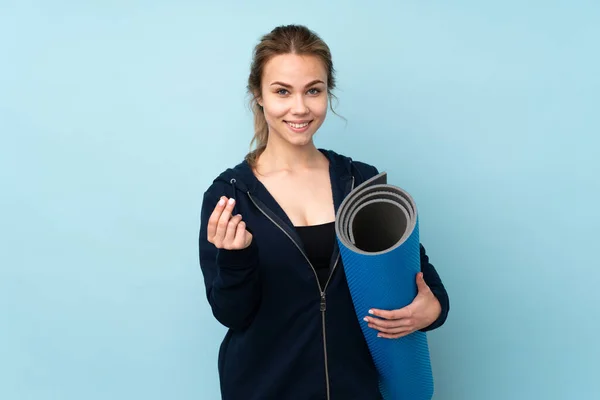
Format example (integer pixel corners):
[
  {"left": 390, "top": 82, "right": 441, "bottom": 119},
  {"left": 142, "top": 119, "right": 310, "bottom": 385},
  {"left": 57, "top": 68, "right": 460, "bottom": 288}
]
[
  {"left": 307, "top": 88, "right": 321, "bottom": 95},
  {"left": 276, "top": 88, "right": 289, "bottom": 96}
]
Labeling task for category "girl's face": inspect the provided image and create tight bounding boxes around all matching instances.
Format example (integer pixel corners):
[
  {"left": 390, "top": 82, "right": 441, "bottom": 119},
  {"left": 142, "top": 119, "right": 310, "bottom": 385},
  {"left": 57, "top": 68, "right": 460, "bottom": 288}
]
[{"left": 258, "top": 53, "right": 329, "bottom": 148}]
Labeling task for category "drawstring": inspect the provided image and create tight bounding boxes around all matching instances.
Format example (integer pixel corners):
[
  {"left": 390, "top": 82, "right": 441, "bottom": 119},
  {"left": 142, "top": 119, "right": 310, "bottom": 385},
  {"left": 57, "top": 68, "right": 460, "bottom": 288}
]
[{"left": 230, "top": 178, "right": 238, "bottom": 215}]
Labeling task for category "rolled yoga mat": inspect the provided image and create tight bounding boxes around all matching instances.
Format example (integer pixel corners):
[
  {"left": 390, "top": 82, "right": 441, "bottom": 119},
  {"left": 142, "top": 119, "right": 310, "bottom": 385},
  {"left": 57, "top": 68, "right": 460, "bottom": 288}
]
[{"left": 335, "top": 171, "right": 434, "bottom": 400}]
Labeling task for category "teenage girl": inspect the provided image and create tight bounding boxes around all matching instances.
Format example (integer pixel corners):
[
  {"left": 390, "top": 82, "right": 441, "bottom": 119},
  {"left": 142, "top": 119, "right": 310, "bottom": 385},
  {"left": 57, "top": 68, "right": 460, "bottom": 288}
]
[{"left": 198, "top": 24, "right": 450, "bottom": 400}]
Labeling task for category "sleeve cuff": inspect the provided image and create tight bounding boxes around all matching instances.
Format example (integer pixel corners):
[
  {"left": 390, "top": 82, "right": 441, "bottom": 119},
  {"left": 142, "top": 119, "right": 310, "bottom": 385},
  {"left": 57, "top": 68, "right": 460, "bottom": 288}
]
[{"left": 216, "top": 239, "right": 259, "bottom": 269}]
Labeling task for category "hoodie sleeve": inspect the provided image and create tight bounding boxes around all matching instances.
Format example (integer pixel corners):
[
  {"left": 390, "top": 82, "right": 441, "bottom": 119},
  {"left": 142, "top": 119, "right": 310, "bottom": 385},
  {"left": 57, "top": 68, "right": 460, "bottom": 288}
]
[
  {"left": 419, "top": 244, "right": 450, "bottom": 332},
  {"left": 198, "top": 187, "right": 261, "bottom": 331}
]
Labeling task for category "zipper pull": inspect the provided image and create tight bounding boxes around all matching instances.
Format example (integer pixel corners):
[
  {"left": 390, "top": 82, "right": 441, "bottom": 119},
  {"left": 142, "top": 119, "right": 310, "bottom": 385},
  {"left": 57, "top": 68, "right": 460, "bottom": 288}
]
[{"left": 320, "top": 293, "right": 326, "bottom": 312}]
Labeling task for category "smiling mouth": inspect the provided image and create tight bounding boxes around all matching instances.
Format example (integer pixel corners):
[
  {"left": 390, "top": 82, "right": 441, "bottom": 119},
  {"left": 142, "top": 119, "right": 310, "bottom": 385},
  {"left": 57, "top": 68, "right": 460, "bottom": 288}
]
[{"left": 285, "top": 121, "right": 311, "bottom": 129}]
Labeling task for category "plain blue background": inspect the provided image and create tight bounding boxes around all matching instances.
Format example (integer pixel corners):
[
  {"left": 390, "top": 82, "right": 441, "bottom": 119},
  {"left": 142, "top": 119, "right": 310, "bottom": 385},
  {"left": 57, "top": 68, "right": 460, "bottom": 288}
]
[{"left": 1, "top": 1, "right": 598, "bottom": 399}]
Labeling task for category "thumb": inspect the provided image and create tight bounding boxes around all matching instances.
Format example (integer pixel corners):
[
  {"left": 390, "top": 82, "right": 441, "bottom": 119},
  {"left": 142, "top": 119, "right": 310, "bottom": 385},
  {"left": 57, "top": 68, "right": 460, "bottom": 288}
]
[{"left": 416, "top": 272, "right": 429, "bottom": 292}]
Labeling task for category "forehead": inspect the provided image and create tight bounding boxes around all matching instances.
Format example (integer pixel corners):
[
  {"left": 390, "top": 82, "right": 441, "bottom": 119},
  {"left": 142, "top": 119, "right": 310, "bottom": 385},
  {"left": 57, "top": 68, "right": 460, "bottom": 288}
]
[{"left": 262, "top": 53, "right": 327, "bottom": 85}]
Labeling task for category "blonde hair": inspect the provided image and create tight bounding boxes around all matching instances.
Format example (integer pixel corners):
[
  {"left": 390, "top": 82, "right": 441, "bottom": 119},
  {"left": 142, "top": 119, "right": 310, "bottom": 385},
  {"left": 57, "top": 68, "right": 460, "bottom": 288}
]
[{"left": 245, "top": 25, "right": 338, "bottom": 166}]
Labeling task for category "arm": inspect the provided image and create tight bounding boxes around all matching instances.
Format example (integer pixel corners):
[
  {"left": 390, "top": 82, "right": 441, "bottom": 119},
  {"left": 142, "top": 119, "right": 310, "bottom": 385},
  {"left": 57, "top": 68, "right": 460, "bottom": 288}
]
[
  {"left": 198, "top": 190, "right": 261, "bottom": 331},
  {"left": 419, "top": 243, "right": 450, "bottom": 332}
]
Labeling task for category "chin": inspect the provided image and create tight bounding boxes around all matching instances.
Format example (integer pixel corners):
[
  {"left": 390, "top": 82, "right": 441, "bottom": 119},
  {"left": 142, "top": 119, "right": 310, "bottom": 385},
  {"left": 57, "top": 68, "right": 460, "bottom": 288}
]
[
  {"left": 286, "top": 131, "right": 317, "bottom": 146},
  {"left": 291, "top": 137, "right": 315, "bottom": 147}
]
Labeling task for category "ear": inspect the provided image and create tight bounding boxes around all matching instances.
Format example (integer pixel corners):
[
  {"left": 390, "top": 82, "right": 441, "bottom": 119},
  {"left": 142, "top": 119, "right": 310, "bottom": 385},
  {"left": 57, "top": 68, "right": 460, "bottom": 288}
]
[{"left": 252, "top": 90, "right": 263, "bottom": 108}]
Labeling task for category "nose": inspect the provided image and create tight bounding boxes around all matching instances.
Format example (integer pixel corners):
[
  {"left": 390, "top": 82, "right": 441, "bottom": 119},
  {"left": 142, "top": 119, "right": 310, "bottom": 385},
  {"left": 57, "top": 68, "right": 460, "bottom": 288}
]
[{"left": 291, "top": 94, "right": 309, "bottom": 115}]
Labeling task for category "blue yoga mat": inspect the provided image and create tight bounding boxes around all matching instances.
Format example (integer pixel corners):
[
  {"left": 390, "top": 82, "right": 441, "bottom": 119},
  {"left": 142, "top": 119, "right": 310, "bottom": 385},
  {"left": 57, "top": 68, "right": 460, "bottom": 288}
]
[{"left": 335, "top": 171, "right": 434, "bottom": 400}]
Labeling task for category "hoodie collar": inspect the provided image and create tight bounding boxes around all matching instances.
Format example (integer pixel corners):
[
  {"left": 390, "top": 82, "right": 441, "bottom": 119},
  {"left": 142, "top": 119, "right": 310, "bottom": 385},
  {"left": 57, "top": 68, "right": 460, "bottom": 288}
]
[
  {"left": 212, "top": 148, "right": 356, "bottom": 231},
  {"left": 213, "top": 148, "right": 355, "bottom": 204},
  {"left": 212, "top": 149, "right": 356, "bottom": 274}
]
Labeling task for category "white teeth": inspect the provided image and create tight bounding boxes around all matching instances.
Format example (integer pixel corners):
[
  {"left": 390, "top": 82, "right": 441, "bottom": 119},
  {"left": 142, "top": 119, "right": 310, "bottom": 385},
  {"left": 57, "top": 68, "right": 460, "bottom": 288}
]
[{"left": 288, "top": 122, "right": 309, "bottom": 129}]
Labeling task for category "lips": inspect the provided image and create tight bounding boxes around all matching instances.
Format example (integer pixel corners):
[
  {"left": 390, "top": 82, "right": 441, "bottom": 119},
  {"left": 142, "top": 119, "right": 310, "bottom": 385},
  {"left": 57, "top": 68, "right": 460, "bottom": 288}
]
[{"left": 284, "top": 120, "right": 312, "bottom": 133}]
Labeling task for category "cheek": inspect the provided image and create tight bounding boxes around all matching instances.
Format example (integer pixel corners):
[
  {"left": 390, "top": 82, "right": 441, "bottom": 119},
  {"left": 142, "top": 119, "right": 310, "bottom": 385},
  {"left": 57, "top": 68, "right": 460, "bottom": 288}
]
[
  {"left": 263, "top": 100, "right": 289, "bottom": 121},
  {"left": 310, "top": 97, "right": 328, "bottom": 117}
]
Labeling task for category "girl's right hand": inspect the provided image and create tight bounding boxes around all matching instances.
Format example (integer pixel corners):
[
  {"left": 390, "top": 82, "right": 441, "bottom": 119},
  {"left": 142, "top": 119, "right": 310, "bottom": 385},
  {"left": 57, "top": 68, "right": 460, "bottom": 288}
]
[{"left": 207, "top": 196, "right": 253, "bottom": 250}]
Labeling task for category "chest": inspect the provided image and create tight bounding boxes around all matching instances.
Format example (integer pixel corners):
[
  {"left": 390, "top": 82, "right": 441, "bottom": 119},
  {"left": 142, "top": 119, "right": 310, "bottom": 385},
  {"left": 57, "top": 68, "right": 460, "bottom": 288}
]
[{"left": 258, "top": 169, "right": 335, "bottom": 227}]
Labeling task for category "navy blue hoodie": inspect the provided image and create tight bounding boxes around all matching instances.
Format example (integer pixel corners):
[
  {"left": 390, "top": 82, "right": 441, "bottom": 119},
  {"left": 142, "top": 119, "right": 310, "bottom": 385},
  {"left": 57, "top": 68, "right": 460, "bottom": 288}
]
[{"left": 198, "top": 149, "right": 449, "bottom": 400}]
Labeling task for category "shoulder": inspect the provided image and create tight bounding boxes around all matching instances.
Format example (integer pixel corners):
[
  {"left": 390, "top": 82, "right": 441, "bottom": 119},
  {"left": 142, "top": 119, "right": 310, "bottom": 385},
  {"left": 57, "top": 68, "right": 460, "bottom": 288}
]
[
  {"left": 351, "top": 159, "right": 380, "bottom": 183},
  {"left": 202, "top": 158, "right": 256, "bottom": 202},
  {"left": 320, "top": 148, "right": 380, "bottom": 184},
  {"left": 202, "top": 170, "right": 233, "bottom": 198}
]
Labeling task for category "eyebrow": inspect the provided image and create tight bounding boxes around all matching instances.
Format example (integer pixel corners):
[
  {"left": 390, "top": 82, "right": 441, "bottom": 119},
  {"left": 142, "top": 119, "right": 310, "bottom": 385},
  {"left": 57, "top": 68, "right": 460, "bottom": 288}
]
[{"left": 270, "top": 79, "right": 325, "bottom": 88}]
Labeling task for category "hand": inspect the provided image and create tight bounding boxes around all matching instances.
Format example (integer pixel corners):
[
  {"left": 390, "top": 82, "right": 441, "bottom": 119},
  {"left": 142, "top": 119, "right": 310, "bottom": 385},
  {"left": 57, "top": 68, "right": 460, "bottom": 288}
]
[
  {"left": 363, "top": 272, "right": 441, "bottom": 339},
  {"left": 207, "top": 196, "right": 253, "bottom": 250}
]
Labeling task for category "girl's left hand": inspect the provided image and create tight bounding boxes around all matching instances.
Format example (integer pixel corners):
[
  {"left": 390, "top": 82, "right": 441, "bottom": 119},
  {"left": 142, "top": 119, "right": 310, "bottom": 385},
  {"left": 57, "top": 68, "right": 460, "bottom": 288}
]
[{"left": 363, "top": 272, "right": 441, "bottom": 339}]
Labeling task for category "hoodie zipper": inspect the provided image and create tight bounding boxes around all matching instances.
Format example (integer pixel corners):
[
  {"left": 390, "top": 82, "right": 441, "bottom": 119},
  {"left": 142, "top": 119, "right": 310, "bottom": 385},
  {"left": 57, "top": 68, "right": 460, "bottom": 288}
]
[
  {"left": 246, "top": 175, "right": 354, "bottom": 400},
  {"left": 247, "top": 192, "right": 338, "bottom": 400}
]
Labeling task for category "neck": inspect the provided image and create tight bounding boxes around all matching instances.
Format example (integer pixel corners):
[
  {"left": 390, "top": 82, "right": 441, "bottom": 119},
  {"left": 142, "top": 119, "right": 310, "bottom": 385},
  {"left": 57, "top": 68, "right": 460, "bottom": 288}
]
[{"left": 256, "top": 137, "right": 324, "bottom": 173}]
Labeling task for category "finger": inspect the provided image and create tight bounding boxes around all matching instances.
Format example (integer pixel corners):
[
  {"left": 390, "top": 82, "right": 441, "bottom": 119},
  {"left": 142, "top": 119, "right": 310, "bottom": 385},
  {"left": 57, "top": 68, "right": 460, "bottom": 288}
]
[
  {"left": 368, "top": 323, "right": 414, "bottom": 334},
  {"left": 365, "top": 316, "right": 413, "bottom": 330},
  {"left": 368, "top": 307, "right": 412, "bottom": 320},
  {"left": 233, "top": 220, "right": 249, "bottom": 248},
  {"left": 224, "top": 214, "right": 242, "bottom": 246},
  {"left": 377, "top": 330, "right": 413, "bottom": 339},
  {"left": 215, "top": 198, "right": 236, "bottom": 239},
  {"left": 207, "top": 197, "right": 227, "bottom": 240}
]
